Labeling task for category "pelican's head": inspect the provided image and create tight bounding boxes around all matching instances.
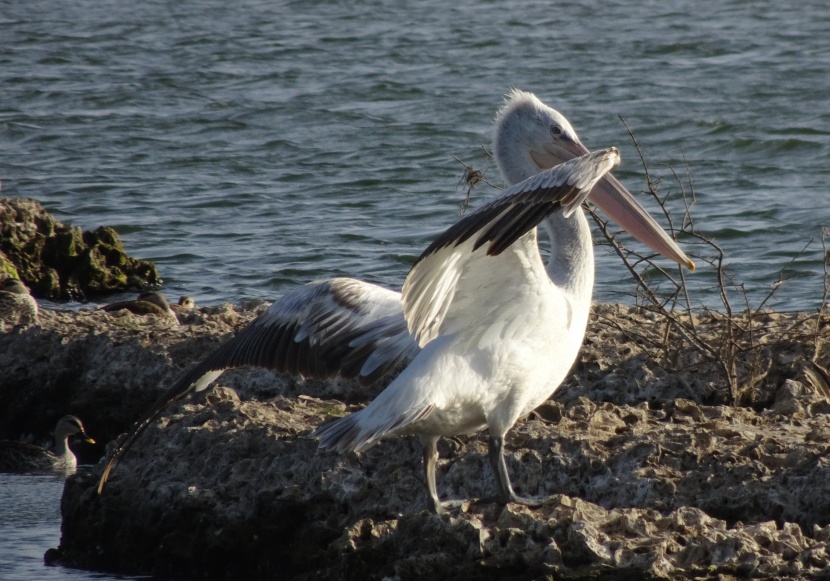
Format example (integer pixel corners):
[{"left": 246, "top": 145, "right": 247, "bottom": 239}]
[
  {"left": 493, "top": 88, "right": 694, "bottom": 271},
  {"left": 493, "top": 88, "right": 587, "bottom": 186}
]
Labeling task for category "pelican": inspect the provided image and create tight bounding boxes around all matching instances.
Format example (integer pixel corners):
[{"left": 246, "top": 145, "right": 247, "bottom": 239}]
[
  {"left": 101, "top": 290, "right": 178, "bottom": 325},
  {"left": 97, "top": 90, "right": 694, "bottom": 506},
  {"left": 0, "top": 415, "right": 95, "bottom": 475}
]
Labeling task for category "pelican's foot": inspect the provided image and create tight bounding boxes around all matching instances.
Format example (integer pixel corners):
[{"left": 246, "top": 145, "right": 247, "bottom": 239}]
[
  {"left": 507, "top": 493, "right": 558, "bottom": 508},
  {"left": 428, "top": 498, "right": 466, "bottom": 515},
  {"left": 475, "top": 492, "right": 558, "bottom": 509},
  {"left": 485, "top": 436, "right": 559, "bottom": 511}
]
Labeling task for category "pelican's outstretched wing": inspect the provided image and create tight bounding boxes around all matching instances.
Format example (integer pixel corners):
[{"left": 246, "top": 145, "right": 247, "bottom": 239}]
[
  {"left": 98, "top": 277, "right": 418, "bottom": 492},
  {"left": 403, "top": 148, "right": 620, "bottom": 346},
  {"left": 222, "top": 278, "right": 417, "bottom": 383}
]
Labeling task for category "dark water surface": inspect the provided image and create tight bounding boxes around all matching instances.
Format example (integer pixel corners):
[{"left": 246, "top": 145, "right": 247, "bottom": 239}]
[
  {"left": 1, "top": 0, "right": 829, "bottom": 577},
  {"left": 0, "top": 473, "right": 144, "bottom": 580},
  {"left": 3, "top": 0, "right": 829, "bottom": 312}
]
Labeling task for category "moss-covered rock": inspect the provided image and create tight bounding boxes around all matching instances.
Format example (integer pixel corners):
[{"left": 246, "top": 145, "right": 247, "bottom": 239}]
[
  {"left": 0, "top": 250, "right": 20, "bottom": 279},
  {"left": 0, "top": 198, "right": 161, "bottom": 300}
]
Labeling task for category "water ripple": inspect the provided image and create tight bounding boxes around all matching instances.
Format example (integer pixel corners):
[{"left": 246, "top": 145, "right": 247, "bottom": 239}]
[{"left": 0, "top": 0, "right": 828, "bottom": 321}]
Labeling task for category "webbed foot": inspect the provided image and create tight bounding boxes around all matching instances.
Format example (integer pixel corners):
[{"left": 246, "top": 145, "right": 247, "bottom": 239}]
[
  {"left": 474, "top": 492, "right": 558, "bottom": 508},
  {"left": 429, "top": 498, "right": 466, "bottom": 515}
]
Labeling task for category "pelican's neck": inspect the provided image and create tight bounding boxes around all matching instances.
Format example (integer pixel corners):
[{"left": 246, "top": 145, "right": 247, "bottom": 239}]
[
  {"left": 495, "top": 135, "right": 537, "bottom": 189},
  {"left": 494, "top": 127, "right": 595, "bottom": 309},
  {"left": 541, "top": 207, "right": 594, "bottom": 311}
]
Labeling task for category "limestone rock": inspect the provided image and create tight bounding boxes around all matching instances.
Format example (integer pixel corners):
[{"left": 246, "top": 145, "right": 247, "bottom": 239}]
[
  {"left": 54, "top": 390, "right": 830, "bottom": 579},
  {"left": 2, "top": 300, "right": 829, "bottom": 578}
]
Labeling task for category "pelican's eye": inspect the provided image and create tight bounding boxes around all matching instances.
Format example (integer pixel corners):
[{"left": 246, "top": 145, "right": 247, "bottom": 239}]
[{"left": 551, "top": 126, "right": 563, "bottom": 137}]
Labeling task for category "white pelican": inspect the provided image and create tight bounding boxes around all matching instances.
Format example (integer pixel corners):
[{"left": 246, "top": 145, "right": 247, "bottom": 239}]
[
  {"left": 97, "top": 90, "right": 694, "bottom": 505},
  {"left": 0, "top": 415, "right": 95, "bottom": 475}
]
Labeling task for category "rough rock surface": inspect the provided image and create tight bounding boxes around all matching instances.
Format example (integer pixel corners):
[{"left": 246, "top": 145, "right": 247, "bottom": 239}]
[
  {"left": 0, "top": 198, "right": 161, "bottom": 300},
  {"left": 0, "top": 300, "right": 275, "bottom": 457},
  {"left": 2, "top": 300, "right": 830, "bottom": 579}
]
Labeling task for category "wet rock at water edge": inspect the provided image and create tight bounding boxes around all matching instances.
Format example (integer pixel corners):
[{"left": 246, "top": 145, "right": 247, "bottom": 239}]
[{"left": 0, "top": 197, "right": 161, "bottom": 300}]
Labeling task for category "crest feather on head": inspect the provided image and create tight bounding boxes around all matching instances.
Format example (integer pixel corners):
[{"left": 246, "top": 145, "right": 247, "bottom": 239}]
[{"left": 494, "top": 88, "right": 545, "bottom": 125}]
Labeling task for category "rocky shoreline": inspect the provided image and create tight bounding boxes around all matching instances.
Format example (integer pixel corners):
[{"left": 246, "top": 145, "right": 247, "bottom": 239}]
[{"left": 2, "top": 297, "right": 830, "bottom": 579}]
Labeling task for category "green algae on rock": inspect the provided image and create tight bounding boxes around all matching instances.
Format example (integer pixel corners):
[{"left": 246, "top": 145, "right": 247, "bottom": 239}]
[{"left": 0, "top": 198, "right": 161, "bottom": 300}]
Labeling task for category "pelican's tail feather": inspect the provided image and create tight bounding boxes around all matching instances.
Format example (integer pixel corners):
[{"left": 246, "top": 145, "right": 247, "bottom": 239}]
[{"left": 314, "top": 403, "right": 435, "bottom": 454}]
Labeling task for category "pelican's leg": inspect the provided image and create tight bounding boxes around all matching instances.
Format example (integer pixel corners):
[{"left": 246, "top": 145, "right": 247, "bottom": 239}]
[
  {"left": 486, "top": 434, "right": 554, "bottom": 507},
  {"left": 423, "top": 435, "right": 443, "bottom": 512},
  {"left": 421, "top": 435, "right": 463, "bottom": 514}
]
